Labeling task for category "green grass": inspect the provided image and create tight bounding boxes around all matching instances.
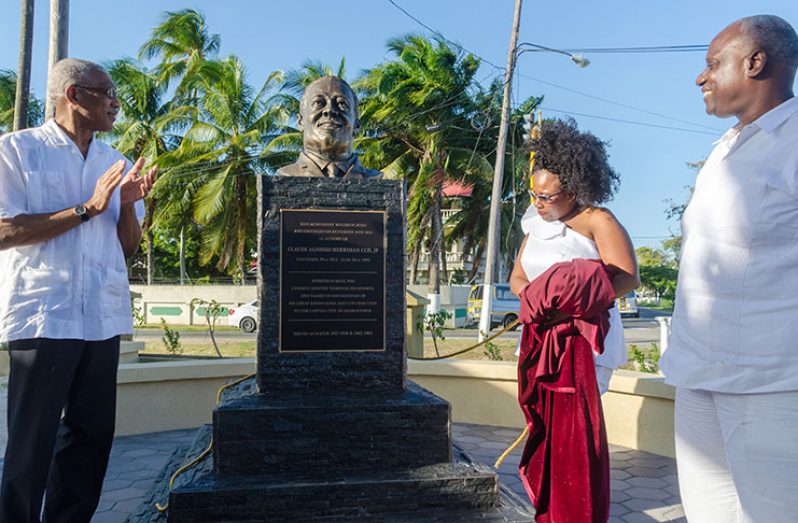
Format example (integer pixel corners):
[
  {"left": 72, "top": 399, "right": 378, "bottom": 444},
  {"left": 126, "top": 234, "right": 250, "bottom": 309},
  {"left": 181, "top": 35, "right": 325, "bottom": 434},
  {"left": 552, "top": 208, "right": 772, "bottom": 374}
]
[
  {"left": 135, "top": 324, "right": 240, "bottom": 333},
  {"left": 141, "top": 337, "right": 661, "bottom": 369},
  {"left": 637, "top": 298, "right": 673, "bottom": 312},
  {"left": 141, "top": 337, "right": 520, "bottom": 361}
]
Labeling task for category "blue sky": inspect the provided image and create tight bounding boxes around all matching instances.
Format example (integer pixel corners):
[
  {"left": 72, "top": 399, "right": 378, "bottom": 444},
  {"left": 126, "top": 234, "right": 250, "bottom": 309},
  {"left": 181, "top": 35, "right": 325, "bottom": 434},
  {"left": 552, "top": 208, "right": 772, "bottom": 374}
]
[{"left": 2, "top": 0, "right": 796, "bottom": 248}]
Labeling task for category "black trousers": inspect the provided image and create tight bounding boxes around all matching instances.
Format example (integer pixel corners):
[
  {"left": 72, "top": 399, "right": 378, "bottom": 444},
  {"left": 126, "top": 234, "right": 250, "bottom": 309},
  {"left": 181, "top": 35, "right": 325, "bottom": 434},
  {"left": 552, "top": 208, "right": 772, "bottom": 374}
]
[{"left": 0, "top": 337, "right": 120, "bottom": 523}]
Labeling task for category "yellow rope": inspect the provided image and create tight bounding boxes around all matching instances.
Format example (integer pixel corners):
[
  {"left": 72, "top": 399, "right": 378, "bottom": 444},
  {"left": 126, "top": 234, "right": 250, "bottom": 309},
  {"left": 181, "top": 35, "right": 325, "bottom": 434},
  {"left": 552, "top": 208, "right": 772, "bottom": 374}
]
[
  {"left": 493, "top": 426, "right": 529, "bottom": 469},
  {"left": 155, "top": 373, "right": 257, "bottom": 513},
  {"left": 407, "top": 319, "right": 520, "bottom": 361}
]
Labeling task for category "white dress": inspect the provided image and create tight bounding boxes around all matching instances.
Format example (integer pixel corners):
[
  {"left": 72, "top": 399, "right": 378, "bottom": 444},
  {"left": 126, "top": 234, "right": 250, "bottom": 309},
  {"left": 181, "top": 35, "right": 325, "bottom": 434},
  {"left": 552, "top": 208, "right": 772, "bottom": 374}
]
[{"left": 516, "top": 208, "right": 627, "bottom": 393}]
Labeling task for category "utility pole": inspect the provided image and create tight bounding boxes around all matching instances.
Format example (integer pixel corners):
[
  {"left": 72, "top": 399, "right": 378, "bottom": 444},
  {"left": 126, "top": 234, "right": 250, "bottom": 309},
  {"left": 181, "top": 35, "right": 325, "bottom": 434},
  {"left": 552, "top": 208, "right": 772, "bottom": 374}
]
[
  {"left": 44, "top": 0, "right": 69, "bottom": 120},
  {"left": 478, "top": 0, "right": 523, "bottom": 341},
  {"left": 13, "top": 0, "right": 35, "bottom": 131}
]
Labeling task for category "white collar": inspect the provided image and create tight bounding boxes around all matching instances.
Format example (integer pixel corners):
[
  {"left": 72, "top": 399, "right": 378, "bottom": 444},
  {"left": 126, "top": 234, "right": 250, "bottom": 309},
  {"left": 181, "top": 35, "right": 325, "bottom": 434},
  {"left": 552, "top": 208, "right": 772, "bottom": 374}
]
[{"left": 714, "top": 97, "right": 798, "bottom": 145}]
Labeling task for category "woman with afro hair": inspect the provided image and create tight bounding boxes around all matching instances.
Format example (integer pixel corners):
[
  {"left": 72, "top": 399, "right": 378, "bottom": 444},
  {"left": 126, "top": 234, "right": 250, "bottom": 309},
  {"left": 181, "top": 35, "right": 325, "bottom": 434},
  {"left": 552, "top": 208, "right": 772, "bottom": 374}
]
[{"left": 509, "top": 118, "right": 639, "bottom": 522}]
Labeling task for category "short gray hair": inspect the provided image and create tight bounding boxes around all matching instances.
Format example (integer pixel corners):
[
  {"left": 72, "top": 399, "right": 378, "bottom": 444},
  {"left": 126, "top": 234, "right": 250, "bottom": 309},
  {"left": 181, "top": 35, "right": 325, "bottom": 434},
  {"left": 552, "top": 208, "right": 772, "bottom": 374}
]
[
  {"left": 739, "top": 15, "right": 798, "bottom": 69},
  {"left": 47, "top": 58, "right": 107, "bottom": 105}
]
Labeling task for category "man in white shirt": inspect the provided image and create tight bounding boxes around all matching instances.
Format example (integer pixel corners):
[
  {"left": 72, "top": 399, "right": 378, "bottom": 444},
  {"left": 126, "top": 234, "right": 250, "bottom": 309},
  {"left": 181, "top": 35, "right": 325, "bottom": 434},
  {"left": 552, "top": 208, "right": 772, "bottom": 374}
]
[
  {"left": 659, "top": 15, "right": 798, "bottom": 522},
  {"left": 0, "top": 58, "right": 155, "bottom": 522}
]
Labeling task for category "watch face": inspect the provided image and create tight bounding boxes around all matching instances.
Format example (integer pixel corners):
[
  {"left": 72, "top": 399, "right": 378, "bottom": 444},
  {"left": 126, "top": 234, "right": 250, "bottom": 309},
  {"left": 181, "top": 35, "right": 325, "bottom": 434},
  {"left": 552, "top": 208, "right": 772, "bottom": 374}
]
[{"left": 74, "top": 204, "right": 89, "bottom": 221}]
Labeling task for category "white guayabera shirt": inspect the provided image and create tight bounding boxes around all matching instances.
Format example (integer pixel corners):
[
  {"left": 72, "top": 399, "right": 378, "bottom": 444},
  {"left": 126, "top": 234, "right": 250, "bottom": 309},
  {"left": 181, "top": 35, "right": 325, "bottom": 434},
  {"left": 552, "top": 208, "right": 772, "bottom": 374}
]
[
  {"left": 661, "top": 97, "right": 798, "bottom": 393},
  {"left": 0, "top": 119, "right": 144, "bottom": 342}
]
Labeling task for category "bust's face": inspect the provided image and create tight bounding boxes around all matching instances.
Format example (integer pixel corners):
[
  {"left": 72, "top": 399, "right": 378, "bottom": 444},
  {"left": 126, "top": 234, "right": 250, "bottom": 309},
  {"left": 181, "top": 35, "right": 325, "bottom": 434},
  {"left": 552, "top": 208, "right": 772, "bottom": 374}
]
[{"left": 299, "top": 77, "right": 358, "bottom": 159}]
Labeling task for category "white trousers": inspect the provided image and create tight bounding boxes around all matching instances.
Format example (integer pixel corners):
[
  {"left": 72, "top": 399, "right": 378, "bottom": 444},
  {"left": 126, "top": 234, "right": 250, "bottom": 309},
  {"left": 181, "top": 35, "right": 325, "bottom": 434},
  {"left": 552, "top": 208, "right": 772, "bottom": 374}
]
[{"left": 674, "top": 388, "right": 798, "bottom": 523}]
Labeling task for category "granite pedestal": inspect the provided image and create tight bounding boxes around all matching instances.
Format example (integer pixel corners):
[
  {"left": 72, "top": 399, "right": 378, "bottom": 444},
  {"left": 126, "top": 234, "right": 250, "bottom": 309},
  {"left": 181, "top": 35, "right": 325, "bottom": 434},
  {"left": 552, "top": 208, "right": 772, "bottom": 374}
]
[{"left": 141, "top": 177, "right": 533, "bottom": 521}]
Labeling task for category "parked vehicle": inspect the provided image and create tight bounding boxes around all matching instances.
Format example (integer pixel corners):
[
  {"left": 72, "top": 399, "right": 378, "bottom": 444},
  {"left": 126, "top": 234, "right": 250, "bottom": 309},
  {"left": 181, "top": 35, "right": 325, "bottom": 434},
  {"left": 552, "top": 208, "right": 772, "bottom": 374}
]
[
  {"left": 617, "top": 291, "right": 639, "bottom": 318},
  {"left": 227, "top": 300, "right": 259, "bottom": 332},
  {"left": 466, "top": 284, "right": 520, "bottom": 330}
]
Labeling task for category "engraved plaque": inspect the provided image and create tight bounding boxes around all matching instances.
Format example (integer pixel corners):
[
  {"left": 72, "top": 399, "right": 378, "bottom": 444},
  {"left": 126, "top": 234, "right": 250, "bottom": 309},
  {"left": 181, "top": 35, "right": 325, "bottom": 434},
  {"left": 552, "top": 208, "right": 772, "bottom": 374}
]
[{"left": 280, "top": 209, "right": 386, "bottom": 352}]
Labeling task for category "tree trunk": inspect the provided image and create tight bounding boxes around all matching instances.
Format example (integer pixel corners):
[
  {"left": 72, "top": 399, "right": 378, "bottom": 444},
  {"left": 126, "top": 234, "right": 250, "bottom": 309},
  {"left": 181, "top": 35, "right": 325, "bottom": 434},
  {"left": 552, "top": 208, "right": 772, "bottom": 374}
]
[
  {"left": 45, "top": 0, "right": 69, "bottom": 120},
  {"left": 13, "top": 0, "right": 34, "bottom": 131},
  {"left": 143, "top": 197, "right": 156, "bottom": 285},
  {"left": 440, "top": 235, "right": 449, "bottom": 284},
  {"left": 179, "top": 225, "right": 187, "bottom": 285},
  {"left": 235, "top": 173, "right": 247, "bottom": 284},
  {"left": 409, "top": 238, "right": 421, "bottom": 285},
  {"left": 428, "top": 185, "right": 442, "bottom": 295},
  {"left": 468, "top": 243, "right": 485, "bottom": 283}
]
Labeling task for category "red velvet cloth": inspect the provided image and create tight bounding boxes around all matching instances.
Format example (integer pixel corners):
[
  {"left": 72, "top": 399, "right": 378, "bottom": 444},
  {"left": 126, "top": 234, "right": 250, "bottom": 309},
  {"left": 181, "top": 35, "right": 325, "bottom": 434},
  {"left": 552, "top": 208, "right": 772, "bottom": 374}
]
[{"left": 516, "top": 258, "right": 616, "bottom": 522}]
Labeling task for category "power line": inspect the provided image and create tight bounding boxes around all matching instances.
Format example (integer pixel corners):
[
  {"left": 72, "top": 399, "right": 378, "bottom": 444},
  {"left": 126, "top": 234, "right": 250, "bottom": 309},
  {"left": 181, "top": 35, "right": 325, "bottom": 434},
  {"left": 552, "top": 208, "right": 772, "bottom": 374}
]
[
  {"left": 517, "top": 72, "right": 723, "bottom": 132},
  {"left": 523, "top": 44, "right": 708, "bottom": 54},
  {"left": 385, "top": 0, "right": 723, "bottom": 134},
  {"left": 385, "top": 0, "right": 504, "bottom": 70},
  {"left": 538, "top": 106, "right": 720, "bottom": 136}
]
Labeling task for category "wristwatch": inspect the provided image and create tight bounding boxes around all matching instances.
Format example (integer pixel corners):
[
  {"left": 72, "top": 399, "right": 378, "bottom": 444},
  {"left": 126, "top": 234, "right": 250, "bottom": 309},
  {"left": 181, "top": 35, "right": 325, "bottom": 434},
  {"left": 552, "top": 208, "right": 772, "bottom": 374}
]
[{"left": 73, "top": 204, "right": 90, "bottom": 222}]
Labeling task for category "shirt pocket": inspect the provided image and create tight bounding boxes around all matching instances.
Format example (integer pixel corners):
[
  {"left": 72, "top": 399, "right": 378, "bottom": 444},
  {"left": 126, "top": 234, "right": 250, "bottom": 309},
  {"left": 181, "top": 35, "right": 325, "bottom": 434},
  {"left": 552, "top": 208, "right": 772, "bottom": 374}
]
[
  {"left": 25, "top": 170, "right": 75, "bottom": 213},
  {"left": 100, "top": 267, "right": 130, "bottom": 318},
  {"left": 17, "top": 267, "right": 73, "bottom": 312}
]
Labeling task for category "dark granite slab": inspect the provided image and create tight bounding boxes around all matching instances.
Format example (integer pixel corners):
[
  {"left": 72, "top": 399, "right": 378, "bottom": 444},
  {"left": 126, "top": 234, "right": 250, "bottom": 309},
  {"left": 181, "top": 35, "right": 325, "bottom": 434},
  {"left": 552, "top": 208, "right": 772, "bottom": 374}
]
[
  {"left": 256, "top": 176, "right": 407, "bottom": 394},
  {"left": 213, "top": 381, "right": 451, "bottom": 476}
]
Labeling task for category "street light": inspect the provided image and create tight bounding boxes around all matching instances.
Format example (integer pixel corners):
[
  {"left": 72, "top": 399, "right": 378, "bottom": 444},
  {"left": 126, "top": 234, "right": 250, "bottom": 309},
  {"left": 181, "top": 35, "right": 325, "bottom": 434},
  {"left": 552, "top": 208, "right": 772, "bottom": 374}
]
[
  {"left": 477, "top": 41, "right": 590, "bottom": 342},
  {"left": 516, "top": 42, "right": 591, "bottom": 68}
]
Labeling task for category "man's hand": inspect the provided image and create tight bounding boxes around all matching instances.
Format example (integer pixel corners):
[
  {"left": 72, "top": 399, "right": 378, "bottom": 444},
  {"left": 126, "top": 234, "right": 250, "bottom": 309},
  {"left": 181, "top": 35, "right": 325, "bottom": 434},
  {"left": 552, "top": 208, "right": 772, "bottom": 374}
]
[
  {"left": 119, "top": 157, "right": 157, "bottom": 207},
  {"left": 84, "top": 160, "right": 126, "bottom": 217}
]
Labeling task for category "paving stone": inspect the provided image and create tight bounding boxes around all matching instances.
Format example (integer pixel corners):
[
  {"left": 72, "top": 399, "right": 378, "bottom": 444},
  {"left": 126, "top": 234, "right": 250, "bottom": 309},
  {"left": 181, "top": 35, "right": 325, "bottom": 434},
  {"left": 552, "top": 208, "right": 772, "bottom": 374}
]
[
  {"left": 622, "top": 498, "right": 671, "bottom": 512},
  {"left": 610, "top": 451, "right": 636, "bottom": 461},
  {"left": 626, "top": 476, "right": 668, "bottom": 488},
  {"left": 623, "top": 512, "right": 664, "bottom": 523},
  {"left": 609, "top": 503, "right": 629, "bottom": 517},
  {"left": 611, "top": 479, "right": 631, "bottom": 491},
  {"left": 90, "top": 510, "right": 129, "bottom": 523},
  {"left": 611, "top": 468, "right": 632, "bottom": 480},
  {"left": 664, "top": 506, "right": 686, "bottom": 519},
  {"left": 611, "top": 490, "right": 632, "bottom": 503},
  {"left": 626, "top": 466, "right": 668, "bottom": 478},
  {"left": 121, "top": 448, "right": 159, "bottom": 458},
  {"left": 456, "top": 435, "right": 487, "bottom": 443},
  {"left": 102, "top": 486, "right": 147, "bottom": 502},
  {"left": 102, "top": 479, "right": 132, "bottom": 490},
  {"left": 492, "top": 429, "right": 526, "bottom": 438}
]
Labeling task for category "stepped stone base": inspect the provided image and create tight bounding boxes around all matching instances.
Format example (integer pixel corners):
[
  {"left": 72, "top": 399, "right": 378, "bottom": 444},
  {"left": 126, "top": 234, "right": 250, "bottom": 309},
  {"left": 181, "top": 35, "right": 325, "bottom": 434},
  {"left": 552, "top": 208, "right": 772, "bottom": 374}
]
[
  {"left": 129, "top": 425, "right": 535, "bottom": 522},
  {"left": 213, "top": 381, "right": 451, "bottom": 475}
]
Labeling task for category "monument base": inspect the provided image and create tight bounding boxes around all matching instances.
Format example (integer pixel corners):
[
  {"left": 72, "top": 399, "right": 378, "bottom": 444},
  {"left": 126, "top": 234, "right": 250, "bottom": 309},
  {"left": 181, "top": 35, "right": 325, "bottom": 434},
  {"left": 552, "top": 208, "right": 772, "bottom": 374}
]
[
  {"left": 129, "top": 425, "right": 535, "bottom": 522},
  {"left": 128, "top": 379, "right": 534, "bottom": 522}
]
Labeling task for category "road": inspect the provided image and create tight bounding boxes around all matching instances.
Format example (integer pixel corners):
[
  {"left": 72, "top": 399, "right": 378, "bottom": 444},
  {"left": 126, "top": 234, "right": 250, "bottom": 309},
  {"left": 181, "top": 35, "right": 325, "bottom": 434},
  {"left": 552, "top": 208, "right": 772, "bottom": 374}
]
[{"left": 133, "top": 308, "right": 669, "bottom": 347}]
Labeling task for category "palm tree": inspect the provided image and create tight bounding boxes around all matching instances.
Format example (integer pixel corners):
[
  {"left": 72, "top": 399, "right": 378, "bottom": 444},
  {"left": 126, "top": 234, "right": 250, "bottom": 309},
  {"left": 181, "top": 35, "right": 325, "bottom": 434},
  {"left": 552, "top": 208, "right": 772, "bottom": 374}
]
[
  {"left": 139, "top": 8, "right": 221, "bottom": 282},
  {"left": 358, "top": 35, "right": 486, "bottom": 295},
  {"left": 447, "top": 80, "right": 543, "bottom": 281},
  {"left": 1, "top": 69, "right": 43, "bottom": 134},
  {"left": 105, "top": 58, "right": 188, "bottom": 284},
  {"left": 165, "top": 56, "right": 286, "bottom": 281},
  {"left": 139, "top": 8, "right": 220, "bottom": 102}
]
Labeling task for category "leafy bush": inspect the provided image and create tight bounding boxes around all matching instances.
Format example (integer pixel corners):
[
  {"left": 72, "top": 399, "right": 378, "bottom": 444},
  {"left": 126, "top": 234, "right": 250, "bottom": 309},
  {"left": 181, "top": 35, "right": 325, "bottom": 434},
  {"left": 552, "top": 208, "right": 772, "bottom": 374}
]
[
  {"left": 160, "top": 319, "right": 182, "bottom": 355},
  {"left": 629, "top": 342, "right": 660, "bottom": 373},
  {"left": 419, "top": 309, "right": 452, "bottom": 357}
]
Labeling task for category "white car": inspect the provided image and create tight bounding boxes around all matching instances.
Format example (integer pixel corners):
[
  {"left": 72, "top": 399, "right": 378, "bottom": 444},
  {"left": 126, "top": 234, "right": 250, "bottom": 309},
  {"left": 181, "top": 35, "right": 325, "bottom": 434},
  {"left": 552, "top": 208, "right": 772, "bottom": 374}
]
[{"left": 228, "top": 300, "right": 259, "bottom": 332}]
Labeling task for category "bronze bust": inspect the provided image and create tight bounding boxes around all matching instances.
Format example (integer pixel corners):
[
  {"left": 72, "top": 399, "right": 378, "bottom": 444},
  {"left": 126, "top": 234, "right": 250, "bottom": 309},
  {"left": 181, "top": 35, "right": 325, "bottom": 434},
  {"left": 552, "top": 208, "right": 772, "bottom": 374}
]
[{"left": 277, "top": 76, "right": 381, "bottom": 179}]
